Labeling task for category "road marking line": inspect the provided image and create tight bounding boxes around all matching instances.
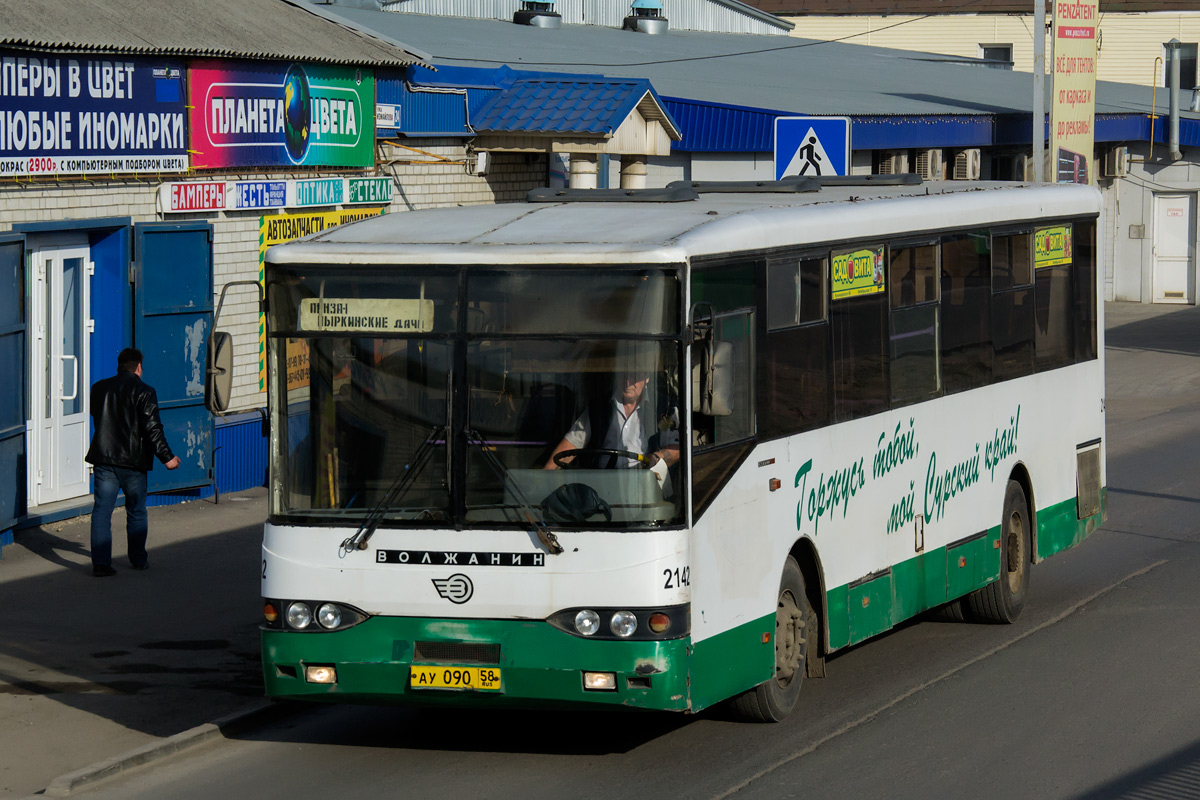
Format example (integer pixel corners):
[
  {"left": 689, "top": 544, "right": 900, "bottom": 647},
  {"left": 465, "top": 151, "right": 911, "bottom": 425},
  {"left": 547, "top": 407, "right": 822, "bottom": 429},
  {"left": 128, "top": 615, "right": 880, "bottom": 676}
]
[{"left": 712, "top": 559, "right": 1168, "bottom": 800}]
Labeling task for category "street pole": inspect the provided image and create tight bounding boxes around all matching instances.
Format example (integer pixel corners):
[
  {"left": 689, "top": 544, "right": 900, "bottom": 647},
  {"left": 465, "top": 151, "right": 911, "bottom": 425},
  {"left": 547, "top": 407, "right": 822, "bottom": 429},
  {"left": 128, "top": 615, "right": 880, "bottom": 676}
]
[{"left": 1033, "top": 0, "right": 1045, "bottom": 182}]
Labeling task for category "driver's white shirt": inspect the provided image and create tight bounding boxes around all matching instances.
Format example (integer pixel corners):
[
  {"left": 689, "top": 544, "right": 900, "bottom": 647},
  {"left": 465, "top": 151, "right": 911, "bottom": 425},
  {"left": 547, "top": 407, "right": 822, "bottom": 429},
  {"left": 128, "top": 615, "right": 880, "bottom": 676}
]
[{"left": 564, "top": 395, "right": 649, "bottom": 468}]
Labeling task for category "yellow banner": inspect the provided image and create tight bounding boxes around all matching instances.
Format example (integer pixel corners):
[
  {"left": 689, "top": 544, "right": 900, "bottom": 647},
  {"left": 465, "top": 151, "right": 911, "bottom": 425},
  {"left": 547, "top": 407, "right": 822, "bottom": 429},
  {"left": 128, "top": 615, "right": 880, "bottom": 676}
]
[
  {"left": 257, "top": 208, "right": 386, "bottom": 391},
  {"left": 1034, "top": 225, "right": 1073, "bottom": 268},
  {"left": 1050, "top": 0, "right": 1099, "bottom": 185},
  {"left": 832, "top": 246, "right": 885, "bottom": 300}
]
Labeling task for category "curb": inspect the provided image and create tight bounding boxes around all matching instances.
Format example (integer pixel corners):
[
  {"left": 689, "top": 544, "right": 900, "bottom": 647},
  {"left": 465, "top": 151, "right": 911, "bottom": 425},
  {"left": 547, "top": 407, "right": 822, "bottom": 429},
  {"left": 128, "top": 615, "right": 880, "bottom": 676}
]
[{"left": 36, "top": 700, "right": 298, "bottom": 798}]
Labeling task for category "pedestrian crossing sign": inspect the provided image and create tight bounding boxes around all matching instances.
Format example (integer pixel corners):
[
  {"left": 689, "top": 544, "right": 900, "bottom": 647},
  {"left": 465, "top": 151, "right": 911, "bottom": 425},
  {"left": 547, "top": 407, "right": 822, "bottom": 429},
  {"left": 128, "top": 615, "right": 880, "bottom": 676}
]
[{"left": 775, "top": 117, "right": 851, "bottom": 180}]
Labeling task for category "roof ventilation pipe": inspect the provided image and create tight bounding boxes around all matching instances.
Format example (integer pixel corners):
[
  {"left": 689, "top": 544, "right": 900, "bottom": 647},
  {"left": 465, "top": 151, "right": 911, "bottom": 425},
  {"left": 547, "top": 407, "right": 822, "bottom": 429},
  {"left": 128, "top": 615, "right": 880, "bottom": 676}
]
[
  {"left": 1167, "top": 39, "right": 1183, "bottom": 161},
  {"left": 620, "top": 155, "right": 647, "bottom": 189},
  {"left": 624, "top": 0, "right": 668, "bottom": 34},
  {"left": 514, "top": 0, "right": 562, "bottom": 28}
]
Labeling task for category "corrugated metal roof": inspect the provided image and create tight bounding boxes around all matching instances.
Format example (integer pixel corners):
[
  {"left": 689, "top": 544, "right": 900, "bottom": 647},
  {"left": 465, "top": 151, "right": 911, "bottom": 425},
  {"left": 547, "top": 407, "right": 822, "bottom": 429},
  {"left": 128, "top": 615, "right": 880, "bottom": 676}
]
[
  {"left": 379, "top": 0, "right": 792, "bottom": 34},
  {"left": 0, "top": 0, "right": 430, "bottom": 67},
  {"left": 472, "top": 77, "right": 680, "bottom": 137},
  {"left": 329, "top": 9, "right": 1159, "bottom": 121}
]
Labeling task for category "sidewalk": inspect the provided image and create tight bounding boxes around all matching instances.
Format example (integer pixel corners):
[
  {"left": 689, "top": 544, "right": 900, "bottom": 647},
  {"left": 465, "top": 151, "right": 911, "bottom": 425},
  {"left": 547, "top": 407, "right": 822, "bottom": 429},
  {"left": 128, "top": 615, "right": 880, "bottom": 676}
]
[{"left": 0, "top": 487, "right": 272, "bottom": 798}]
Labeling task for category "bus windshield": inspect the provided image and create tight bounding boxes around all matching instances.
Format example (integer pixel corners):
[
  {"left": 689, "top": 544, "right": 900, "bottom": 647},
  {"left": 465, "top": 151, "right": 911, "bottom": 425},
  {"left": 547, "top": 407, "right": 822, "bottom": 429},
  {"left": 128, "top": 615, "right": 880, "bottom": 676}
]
[{"left": 267, "top": 266, "right": 685, "bottom": 530}]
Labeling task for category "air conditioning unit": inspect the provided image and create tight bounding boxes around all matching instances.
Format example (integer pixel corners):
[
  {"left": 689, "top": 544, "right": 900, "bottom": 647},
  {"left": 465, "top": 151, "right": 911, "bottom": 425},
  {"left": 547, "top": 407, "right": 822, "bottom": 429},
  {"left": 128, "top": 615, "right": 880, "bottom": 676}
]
[
  {"left": 953, "top": 149, "right": 981, "bottom": 180},
  {"left": 877, "top": 150, "right": 910, "bottom": 175},
  {"left": 914, "top": 148, "right": 945, "bottom": 180},
  {"left": 1102, "top": 146, "right": 1129, "bottom": 178}
]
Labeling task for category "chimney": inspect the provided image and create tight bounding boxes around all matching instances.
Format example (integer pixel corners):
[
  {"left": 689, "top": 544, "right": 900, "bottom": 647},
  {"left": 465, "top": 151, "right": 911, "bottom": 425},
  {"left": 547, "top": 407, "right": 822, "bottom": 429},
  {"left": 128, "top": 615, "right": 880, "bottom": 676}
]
[
  {"left": 514, "top": 0, "right": 562, "bottom": 27},
  {"left": 624, "top": 0, "right": 668, "bottom": 34}
]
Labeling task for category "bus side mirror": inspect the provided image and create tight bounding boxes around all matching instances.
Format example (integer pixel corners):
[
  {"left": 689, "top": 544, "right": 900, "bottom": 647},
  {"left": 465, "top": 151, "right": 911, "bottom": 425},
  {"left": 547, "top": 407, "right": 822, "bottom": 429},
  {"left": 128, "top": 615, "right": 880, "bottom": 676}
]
[
  {"left": 690, "top": 302, "right": 733, "bottom": 416},
  {"left": 692, "top": 338, "right": 734, "bottom": 416},
  {"left": 205, "top": 280, "right": 264, "bottom": 416},
  {"left": 206, "top": 331, "right": 233, "bottom": 414}
]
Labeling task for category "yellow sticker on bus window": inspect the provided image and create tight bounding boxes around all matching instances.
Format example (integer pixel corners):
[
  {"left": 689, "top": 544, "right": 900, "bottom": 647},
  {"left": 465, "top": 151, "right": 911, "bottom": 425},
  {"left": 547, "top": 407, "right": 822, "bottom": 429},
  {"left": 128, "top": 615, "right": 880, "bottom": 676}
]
[
  {"left": 1034, "top": 225, "right": 1073, "bottom": 268},
  {"left": 832, "top": 246, "right": 886, "bottom": 300}
]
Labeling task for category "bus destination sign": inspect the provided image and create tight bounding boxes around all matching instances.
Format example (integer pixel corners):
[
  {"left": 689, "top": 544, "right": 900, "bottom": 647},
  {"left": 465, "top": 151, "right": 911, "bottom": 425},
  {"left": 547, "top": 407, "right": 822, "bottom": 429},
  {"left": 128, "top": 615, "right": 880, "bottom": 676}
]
[{"left": 297, "top": 297, "right": 433, "bottom": 332}]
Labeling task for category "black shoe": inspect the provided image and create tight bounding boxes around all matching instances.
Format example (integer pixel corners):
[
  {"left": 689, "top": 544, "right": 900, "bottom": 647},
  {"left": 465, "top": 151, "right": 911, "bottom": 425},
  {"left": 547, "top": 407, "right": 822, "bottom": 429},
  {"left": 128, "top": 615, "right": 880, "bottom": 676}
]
[
  {"left": 92, "top": 565, "right": 117, "bottom": 577},
  {"left": 131, "top": 562, "right": 149, "bottom": 571}
]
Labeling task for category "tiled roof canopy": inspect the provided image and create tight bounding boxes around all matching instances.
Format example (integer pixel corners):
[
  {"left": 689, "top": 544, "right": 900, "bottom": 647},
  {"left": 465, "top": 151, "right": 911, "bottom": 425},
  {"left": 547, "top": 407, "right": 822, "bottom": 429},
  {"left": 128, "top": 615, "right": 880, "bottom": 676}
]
[{"left": 472, "top": 78, "right": 682, "bottom": 155}]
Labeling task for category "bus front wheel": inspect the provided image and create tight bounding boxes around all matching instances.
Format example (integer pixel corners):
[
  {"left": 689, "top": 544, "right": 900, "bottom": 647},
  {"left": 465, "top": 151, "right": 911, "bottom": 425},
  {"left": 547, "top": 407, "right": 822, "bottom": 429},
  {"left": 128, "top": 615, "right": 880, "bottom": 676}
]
[
  {"left": 968, "top": 479, "right": 1031, "bottom": 623},
  {"left": 730, "top": 555, "right": 811, "bottom": 722}
]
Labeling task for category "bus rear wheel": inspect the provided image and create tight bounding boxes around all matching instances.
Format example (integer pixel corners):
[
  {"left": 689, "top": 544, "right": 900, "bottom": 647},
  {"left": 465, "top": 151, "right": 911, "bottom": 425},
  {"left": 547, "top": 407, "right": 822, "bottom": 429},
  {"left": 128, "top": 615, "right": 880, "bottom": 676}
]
[
  {"left": 968, "top": 479, "right": 1031, "bottom": 623},
  {"left": 730, "top": 555, "right": 811, "bottom": 722}
]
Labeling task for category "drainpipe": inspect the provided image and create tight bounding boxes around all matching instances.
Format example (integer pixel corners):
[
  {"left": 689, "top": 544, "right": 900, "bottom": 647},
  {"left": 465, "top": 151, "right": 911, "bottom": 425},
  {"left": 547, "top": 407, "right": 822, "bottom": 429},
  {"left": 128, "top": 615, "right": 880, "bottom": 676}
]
[{"left": 1167, "top": 39, "right": 1183, "bottom": 161}]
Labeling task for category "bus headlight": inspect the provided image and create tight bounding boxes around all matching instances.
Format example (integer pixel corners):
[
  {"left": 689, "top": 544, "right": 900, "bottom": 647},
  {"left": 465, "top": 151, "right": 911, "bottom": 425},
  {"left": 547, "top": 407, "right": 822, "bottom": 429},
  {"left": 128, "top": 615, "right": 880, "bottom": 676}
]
[
  {"left": 317, "top": 603, "right": 342, "bottom": 630},
  {"left": 546, "top": 605, "right": 689, "bottom": 640},
  {"left": 574, "top": 609, "right": 600, "bottom": 636},
  {"left": 265, "top": 599, "right": 367, "bottom": 632},
  {"left": 610, "top": 610, "right": 638, "bottom": 638},
  {"left": 286, "top": 601, "right": 312, "bottom": 630}
]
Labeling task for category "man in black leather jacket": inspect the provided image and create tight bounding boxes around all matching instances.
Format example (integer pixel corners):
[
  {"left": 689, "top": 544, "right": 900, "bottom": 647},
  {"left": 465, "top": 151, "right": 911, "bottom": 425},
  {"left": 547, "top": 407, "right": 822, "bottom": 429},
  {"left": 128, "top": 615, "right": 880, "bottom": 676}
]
[{"left": 85, "top": 348, "right": 180, "bottom": 577}]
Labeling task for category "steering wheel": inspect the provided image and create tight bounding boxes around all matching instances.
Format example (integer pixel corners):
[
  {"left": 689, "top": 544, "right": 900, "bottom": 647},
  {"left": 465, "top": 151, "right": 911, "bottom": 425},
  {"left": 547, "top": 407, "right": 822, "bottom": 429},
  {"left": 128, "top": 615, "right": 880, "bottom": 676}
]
[{"left": 553, "top": 448, "right": 652, "bottom": 469}]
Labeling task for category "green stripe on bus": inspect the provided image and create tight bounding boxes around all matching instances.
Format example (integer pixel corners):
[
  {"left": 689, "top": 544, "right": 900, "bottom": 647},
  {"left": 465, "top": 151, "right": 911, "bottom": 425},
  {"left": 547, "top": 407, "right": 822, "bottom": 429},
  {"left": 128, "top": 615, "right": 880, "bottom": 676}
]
[
  {"left": 262, "top": 616, "right": 690, "bottom": 712},
  {"left": 688, "top": 613, "right": 775, "bottom": 712},
  {"left": 825, "top": 492, "right": 1104, "bottom": 651},
  {"left": 1037, "top": 487, "right": 1106, "bottom": 560}
]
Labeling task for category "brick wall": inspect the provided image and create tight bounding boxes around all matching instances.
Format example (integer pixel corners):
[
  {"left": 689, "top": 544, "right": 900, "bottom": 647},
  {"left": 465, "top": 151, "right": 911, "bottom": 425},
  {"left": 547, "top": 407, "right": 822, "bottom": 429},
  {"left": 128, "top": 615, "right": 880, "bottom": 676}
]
[{"left": 0, "top": 141, "right": 547, "bottom": 412}]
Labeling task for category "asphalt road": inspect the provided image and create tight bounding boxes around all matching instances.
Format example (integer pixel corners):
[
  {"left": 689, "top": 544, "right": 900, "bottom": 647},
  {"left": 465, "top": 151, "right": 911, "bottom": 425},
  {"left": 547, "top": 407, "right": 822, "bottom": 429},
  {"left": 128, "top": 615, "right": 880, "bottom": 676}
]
[{"left": 77, "top": 303, "right": 1200, "bottom": 800}]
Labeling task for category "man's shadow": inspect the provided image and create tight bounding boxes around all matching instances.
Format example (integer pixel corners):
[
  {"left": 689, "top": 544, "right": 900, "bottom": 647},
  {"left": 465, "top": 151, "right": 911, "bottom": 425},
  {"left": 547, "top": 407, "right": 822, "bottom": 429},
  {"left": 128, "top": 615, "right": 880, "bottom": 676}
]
[{"left": 15, "top": 526, "right": 91, "bottom": 570}]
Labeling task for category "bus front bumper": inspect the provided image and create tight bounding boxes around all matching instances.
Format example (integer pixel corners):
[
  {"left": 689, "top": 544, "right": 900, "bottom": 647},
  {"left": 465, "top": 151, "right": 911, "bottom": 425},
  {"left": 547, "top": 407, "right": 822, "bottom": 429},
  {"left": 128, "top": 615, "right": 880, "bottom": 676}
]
[{"left": 262, "top": 616, "right": 691, "bottom": 712}]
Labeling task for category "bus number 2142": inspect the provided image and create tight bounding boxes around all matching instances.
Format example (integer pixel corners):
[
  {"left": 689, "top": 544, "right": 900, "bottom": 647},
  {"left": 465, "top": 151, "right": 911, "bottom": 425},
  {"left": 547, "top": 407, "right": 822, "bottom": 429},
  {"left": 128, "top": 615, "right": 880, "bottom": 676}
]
[{"left": 664, "top": 567, "right": 690, "bottom": 589}]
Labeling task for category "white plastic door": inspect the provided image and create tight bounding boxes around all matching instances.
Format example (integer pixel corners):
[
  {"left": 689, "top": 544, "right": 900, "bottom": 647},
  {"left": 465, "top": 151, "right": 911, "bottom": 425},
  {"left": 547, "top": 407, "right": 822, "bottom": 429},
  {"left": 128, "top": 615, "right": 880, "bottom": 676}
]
[
  {"left": 29, "top": 245, "right": 91, "bottom": 506},
  {"left": 1152, "top": 193, "right": 1195, "bottom": 303}
]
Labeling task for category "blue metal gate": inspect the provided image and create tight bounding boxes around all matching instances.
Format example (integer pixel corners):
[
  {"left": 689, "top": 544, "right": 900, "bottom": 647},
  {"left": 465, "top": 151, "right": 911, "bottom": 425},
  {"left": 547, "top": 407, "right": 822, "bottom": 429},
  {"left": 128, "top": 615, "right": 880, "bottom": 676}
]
[
  {"left": 0, "top": 234, "right": 27, "bottom": 538},
  {"left": 133, "top": 223, "right": 214, "bottom": 495}
]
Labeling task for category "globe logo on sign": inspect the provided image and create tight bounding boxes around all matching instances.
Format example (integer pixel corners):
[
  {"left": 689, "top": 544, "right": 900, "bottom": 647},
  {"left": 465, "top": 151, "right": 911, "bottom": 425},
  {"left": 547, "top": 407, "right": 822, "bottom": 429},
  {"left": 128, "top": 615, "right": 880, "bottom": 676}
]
[{"left": 282, "top": 65, "right": 311, "bottom": 164}]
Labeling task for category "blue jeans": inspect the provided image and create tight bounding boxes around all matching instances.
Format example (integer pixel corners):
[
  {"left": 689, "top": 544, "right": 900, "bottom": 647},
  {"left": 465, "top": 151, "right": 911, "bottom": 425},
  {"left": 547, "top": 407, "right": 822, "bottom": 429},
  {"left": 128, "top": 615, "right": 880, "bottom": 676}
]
[{"left": 90, "top": 465, "right": 149, "bottom": 569}]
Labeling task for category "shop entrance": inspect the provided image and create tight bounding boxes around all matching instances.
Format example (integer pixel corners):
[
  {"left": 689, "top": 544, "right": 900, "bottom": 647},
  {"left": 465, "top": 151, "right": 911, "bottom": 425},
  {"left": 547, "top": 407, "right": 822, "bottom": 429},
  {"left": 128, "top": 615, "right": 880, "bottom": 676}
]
[{"left": 28, "top": 241, "right": 92, "bottom": 507}]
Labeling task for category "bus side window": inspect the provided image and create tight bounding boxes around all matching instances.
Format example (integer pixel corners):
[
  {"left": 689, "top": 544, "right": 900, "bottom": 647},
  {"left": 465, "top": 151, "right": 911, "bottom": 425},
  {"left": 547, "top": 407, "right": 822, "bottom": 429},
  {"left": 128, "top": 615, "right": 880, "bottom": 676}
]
[
  {"left": 713, "top": 311, "right": 755, "bottom": 443},
  {"left": 1035, "top": 225, "right": 1074, "bottom": 371},
  {"left": 831, "top": 246, "right": 888, "bottom": 422},
  {"left": 888, "top": 242, "right": 940, "bottom": 406},
  {"left": 940, "top": 232, "right": 992, "bottom": 394},
  {"left": 690, "top": 263, "right": 758, "bottom": 519},
  {"left": 991, "top": 232, "right": 1035, "bottom": 381},
  {"left": 1072, "top": 219, "right": 1098, "bottom": 362},
  {"left": 763, "top": 254, "right": 829, "bottom": 437},
  {"left": 691, "top": 263, "right": 756, "bottom": 449}
]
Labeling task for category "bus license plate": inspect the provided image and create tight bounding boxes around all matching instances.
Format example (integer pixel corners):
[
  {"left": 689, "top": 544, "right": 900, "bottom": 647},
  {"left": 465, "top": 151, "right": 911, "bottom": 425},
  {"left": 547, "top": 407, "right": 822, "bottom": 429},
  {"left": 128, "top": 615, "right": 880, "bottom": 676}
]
[{"left": 410, "top": 665, "right": 502, "bottom": 691}]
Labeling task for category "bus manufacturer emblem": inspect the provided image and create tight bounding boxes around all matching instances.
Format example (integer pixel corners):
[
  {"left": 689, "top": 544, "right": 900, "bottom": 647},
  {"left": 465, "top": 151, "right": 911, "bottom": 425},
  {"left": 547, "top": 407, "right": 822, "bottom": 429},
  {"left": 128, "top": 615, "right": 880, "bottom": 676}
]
[{"left": 432, "top": 574, "right": 474, "bottom": 604}]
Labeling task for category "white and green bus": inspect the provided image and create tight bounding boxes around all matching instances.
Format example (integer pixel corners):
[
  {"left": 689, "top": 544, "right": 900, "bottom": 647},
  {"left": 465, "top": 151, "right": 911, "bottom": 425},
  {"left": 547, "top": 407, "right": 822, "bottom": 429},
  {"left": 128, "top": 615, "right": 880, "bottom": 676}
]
[{"left": 246, "top": 176, "right": 1105, "bottom": 721}]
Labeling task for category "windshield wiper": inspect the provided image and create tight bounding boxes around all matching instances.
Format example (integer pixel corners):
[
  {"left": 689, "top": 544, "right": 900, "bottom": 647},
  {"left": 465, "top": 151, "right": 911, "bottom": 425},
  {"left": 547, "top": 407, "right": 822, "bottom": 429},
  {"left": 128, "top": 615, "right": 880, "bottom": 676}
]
[
  {"left": 466, "top": 428, "right": 563, "bottom": 555},
  {"left": 341, "top": 425, "right": 445, "bottom": 553}
]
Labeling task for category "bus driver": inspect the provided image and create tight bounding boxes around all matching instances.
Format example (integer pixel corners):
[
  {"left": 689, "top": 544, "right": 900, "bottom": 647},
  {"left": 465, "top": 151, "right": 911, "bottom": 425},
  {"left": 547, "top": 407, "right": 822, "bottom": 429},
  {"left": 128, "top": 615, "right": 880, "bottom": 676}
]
[{"left": 543, "top": 372, "right": 680, "bottom": 473}]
